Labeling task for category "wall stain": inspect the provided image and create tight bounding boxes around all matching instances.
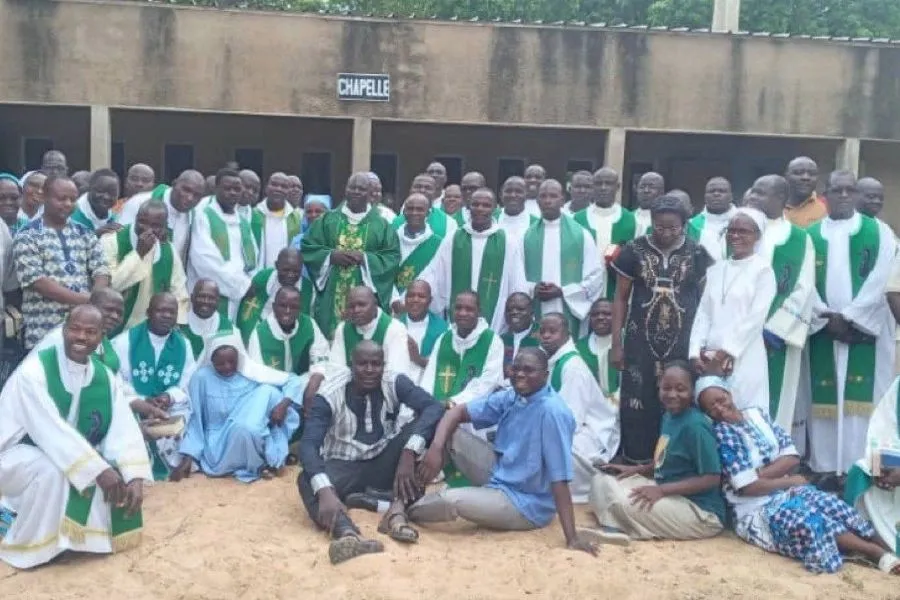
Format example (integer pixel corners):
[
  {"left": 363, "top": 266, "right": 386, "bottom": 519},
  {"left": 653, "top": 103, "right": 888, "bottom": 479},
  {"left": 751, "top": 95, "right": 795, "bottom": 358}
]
[
  {"left": 14, "top": 0, "right": 59, "bottom": 102},
  {"left": 616, "top": 32, "right": 646, "bottom": 119},
  {"left": 487, "top": 28, "right": 522, "bottom": 123},
  {"left": 138, "top": 5, "right": 177, "bottom": 106},
  {"left": 869, "top": 47, "right": 900, "bottom": 140},
  {"left": 218, "top": 43, "right": 235, "bottom": 110},
  {"left": 727, "top": 38, "right": 744, "bottom": 131},
  {"left": 840, "top": 47, "right": 869, "bottom": 137}
]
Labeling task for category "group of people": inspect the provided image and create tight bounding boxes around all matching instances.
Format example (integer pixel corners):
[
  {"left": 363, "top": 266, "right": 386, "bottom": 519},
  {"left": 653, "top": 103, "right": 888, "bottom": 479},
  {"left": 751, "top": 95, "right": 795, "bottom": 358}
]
[{"left": 1, "top": 149, "right": 900, "bottom": 576}]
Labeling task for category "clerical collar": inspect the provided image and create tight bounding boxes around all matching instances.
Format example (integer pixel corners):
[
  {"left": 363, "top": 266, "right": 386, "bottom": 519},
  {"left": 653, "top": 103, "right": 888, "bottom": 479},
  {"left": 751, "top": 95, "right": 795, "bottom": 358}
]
[
  {"left": 591, "top": 204, "right": 619, "bottom": 217},
  {"left": 407, "top": 312, "right": 428, "bottom": 324},
  {"left": 403, "top": 225, "right": 426, "bottom": 239},
  {"left": 503, "top": 210, "right": 527, "bottom": 219},
  {"left": 356, "top": 309, "right": 382, "bottom": 334},
  {"left": 148, "top": 330, "right": 171, "bottom": 345},
  {"left": 542, "top": 216, "right": 562, "bottom": 225}
]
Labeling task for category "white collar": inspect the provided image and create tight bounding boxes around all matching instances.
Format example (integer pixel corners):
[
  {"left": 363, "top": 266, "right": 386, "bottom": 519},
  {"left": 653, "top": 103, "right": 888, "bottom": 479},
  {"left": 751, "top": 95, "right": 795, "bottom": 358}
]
[
  {"left": 541, "top": 216, "right": 563, "bottom": 227},
  {"left": 702, "top": 206, "right": 737, "bottom": 223},
  {"left": 501, "top": 210, "right": 530, "bottom": 222},
  {"left": 589, "top": 332, "right": 611, "bottom": 354},
  {"left": 266, "top": 313, "right": 297, "bottom": 341},
  {"left": 355, "top": 308, "right": 385, "bottom": 336},
  {"left": 463, "top": 222, "right": 500, "bottom": 238},
  {"left": 399, "top": 224, "right": 434, "bottom": 244},
  {"left": 258, "top": 199, "right": 295, "bottom": 218},
  {"left": 147, "top": 329, "right": 171, "bottom": 349},
  {"left": 590, "top": 203, "right": 621, "bottom": 218},
  {"left": 188, "top": 310, "right": 220, "bottom": 335},
  {"left": 341, "top": 203, "right": 372, "bottom": 225},
  {"left": 76, "top": 194, "right": 111, "bottom": 227},
  {"left": 210, "top": 198, "right": 240, "bottom": 221},
  {"left": 451, "top": 318, "right": 488, "bottom": 351},
  {"left": 547, "top": 339, "right": 577, "bottom": 365}
]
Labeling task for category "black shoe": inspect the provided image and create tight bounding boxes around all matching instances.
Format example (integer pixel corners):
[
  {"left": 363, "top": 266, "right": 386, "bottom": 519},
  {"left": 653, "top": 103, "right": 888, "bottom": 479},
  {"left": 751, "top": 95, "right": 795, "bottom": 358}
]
[
  {"left": 364, "top": 487, "right": 393, "bottom": 502},
  {"left": 345, "top": 492, "right": 381, "bottom": 513}
]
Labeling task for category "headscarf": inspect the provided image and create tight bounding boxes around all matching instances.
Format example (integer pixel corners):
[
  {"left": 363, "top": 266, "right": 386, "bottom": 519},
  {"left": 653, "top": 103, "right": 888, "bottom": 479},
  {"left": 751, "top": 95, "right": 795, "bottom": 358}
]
[
  {"left": 202, "top": 332, "right": 290, "bottom": 387},
  {"left": 650, "top": 194, "right": 689, "bottom": 224},
  {"left": 301, "top": 194, "right": 332, "bottom": 234},
  {"left": 694, "top": 375, "right": 730, "bottom": 404},
  {"left": 0, "top": 173, "right": 23, "bottom": 193},
  {"left": 18, "top": 171, "right": 37, "bottom": 188},
  {"left": 730, "top": 207, "right": 767, "bottom": 254}
]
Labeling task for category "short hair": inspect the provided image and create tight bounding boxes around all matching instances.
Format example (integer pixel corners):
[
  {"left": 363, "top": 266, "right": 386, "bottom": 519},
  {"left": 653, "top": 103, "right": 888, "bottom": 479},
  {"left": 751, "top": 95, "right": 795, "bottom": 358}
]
[
  {"left": 137, "top": 200, "right": 168, "bottom": 218},
  {"left": 662, "top": 359, "right": 696, "bottom": 386},
  {"left": 540, "top": 312, "right": 569, "bottom": 333},
  {"left": 455, "top": 290, "right": 481, "bottom": 309},
  {"left": 215, "top": 168, "right": 241, "bottom": 186},
  {"left": 516, "top": 346, "right": 549, "bottom": 371},
  {"left": 89, "top": 168, "right": 119, "bottom": 186},
  {"left": 650, "top": 194, "right": 690, "bottom": 224},
  {"left": 42, "top": 175, "right": 74, "bottom": 196},
  {"left": 274, "top": 285, "right": 301, "bottom": 302},
  {"left": 571, "top": 170, "right": 593, "bottom": 180}
]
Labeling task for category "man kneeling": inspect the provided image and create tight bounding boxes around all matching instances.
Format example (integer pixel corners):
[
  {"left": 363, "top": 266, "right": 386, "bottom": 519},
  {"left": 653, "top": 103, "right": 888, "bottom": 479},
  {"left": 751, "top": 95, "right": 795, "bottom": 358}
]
[
  {"left": 0, "top": 306, "right": 150, "bottom": 569},
  {"left": 409, "top": 347, "right": 596, "bottom": 555},
  {"left": 298, "top": 340, "right": 443, "bottom": 564}
]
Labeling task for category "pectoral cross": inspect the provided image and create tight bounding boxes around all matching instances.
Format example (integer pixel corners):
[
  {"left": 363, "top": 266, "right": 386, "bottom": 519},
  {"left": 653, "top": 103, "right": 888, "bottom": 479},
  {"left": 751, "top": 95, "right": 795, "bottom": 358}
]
[
  {"left": 437, "top": 366, "right": 457, "bottom": 394},
  {"left": 269, "top": 356, "right": 282, "bottom": 369},
  {"left": 481, "top": 272, "right": 499, "bottom": 299},
  {"left": 242, "top": 296, "right": 261, "bottom": 321}
]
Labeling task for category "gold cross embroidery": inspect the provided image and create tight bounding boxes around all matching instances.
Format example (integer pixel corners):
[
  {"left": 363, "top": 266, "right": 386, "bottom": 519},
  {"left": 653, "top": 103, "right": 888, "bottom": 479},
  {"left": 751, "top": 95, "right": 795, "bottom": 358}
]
[
  {"left": 481, "top": 272, "right": 499, "bottom": 299},
  {"left": 437, "top": 365, "right": 457, "bottom": 395},
  {"left": 241, "top": 296, "right": 261, "bottom": 321},
  {"left": 269, "top": 356, "right": 282, "bottom": 369}
]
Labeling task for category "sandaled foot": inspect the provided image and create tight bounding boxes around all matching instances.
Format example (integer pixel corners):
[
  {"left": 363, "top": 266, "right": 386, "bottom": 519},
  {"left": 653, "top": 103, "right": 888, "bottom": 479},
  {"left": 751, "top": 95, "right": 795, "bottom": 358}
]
[
  {"left": 377, "top": 511, "right": 419, "bottom": 544},
  {"left": 577, "top": 526, "right": 631, "bottom": 547},
  {"left": 328, "top": 535, "right": 384, "bottom": 565},
  {"left": 878, "top": 553, "right": 900, "bottom": 574},
  {"left": 285, "top": 454, "right": 299, "bottom": 467},
  {"left": 260, "top": 467, "right": 276, "bottom": 480}
]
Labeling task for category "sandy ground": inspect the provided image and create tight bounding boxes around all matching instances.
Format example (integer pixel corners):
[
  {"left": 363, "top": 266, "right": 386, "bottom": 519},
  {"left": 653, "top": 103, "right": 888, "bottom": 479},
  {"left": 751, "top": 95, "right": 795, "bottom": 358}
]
[{"left": 2, "top": 471, "right": 900, "bottom": 600}]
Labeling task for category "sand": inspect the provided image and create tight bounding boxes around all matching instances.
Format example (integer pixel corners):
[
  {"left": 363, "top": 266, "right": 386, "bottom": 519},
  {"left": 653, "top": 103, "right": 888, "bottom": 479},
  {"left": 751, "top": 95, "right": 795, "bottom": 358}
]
[{"left": 2, "top": 471, "right": 899, "bottom": 600}]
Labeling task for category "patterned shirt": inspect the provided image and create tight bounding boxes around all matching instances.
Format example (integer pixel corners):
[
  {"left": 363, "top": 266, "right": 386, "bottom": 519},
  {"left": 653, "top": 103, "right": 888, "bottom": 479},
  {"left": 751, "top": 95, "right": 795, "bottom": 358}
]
[{"left": 14, "top": 219, "right": 109, "bottom": 348}]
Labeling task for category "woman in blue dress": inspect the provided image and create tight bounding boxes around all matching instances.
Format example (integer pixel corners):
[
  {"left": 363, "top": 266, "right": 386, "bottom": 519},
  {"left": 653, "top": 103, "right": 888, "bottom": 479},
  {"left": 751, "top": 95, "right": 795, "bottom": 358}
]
[
  {"left": 173, "top": 333, "right": 301, "bottom": 483},
  {"left": 696, "top": 376, "right": 900, "bottom": 575}
]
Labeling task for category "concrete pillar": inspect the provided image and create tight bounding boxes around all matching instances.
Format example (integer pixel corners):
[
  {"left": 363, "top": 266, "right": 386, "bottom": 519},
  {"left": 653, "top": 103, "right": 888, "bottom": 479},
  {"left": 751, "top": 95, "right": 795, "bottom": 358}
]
[
  {"left": 89, "top": 105, "right": 111, "bottom": 170},
  {"left": 604, "top": 127, "right": 627, "bottom": 201},
  {"left": 836, "top": 137, "right": 861, "bottom": 174},
  {"left": 351, "top": 117, "right": 372, "bottom": 173},
  {"left": 712, "top": 0, "right": 741, "bottom": 33}
]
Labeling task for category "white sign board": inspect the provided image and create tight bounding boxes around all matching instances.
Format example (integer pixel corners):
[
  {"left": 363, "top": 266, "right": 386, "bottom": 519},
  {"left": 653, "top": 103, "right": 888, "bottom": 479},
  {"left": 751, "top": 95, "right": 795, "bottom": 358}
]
[{"left": 337, "top": 73, "right": 390, "bottom": 102}]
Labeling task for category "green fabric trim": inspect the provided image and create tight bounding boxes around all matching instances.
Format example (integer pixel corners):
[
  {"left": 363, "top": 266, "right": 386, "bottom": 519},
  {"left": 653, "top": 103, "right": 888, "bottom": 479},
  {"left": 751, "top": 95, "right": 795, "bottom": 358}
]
[
  {"left": 523, "top": 215, "right": 584, "bottom": 332},
  {"left": 450, "top": 229, "right": 506, "bottom": 325},
  {"left": 395, "top": 234, "right": 442, "bottom": 294},
  {"left": 342, "top": 311, "right": 393, "bottom": 364},
  {"left": 112, "top": 225, "right": 174, "bottom": 336},
  {"left": 255, "top": 315, "right": 315, "bottom": 373},
  {"left": 127, "top": 322, "right": 188, "bottom": 398},
  {"left": 401, "top": 312, "right": 448, "bottom": 357},
  {"left": 550, "top": 350, "right": 578, "bottom": 392},
  {"left": 431, "top": 329, "right": 494, "bottom": 400}
]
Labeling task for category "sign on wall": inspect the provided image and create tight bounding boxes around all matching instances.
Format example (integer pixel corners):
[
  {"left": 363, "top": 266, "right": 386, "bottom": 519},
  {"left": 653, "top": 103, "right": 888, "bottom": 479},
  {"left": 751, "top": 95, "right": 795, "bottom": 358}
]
[{"left": 337, "top": 73, "right": 390, "bottom": 102}]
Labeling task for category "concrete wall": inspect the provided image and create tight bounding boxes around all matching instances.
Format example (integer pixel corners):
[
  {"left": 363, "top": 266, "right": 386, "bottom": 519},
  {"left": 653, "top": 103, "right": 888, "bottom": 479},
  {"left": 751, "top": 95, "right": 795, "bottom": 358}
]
[
  {"left": 0, "top": 105, "right": 90, "bottom": 173},
  {"left": 3, "top": 0, "right": 900, "bottom": 141}
]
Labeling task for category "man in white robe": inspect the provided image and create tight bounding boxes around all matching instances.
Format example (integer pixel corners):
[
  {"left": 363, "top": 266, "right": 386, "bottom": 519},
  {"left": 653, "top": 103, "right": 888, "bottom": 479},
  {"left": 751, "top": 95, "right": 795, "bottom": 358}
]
[
  {"left": 426, "top": 161, "right": 448, "bottom": 209},
  {"left": 807, "top": 170, "right": 897, "bottom": 475},
  {"left": 0, "top": 306, "right": 150, "bottom": 569},
  {"left": 496, "top": 176, "right": 536, "bottom": 242},
  {"left": 563, "top": 171, "right": 594, "bottom": 215},
  {"left": 119, "top": 170, "right": 206, "bottom": 264},
  {"left": 522, "top": 179, "right": 603, "bottom": 337},
  {"left": 251, "top": 172, "right": 302, "bottom": 270},
  {"left": 330, "top": 286, "right": 411, "bottom": 375},
  {"left": 399, "top": 280, "right": 448, "bottom": 386},
  {"left": 390, "top": 193, "right": 444, "bottom": 313},
  {"left": 187, "top": 169, "right": 259, "bottom": 321},
  {"left": 522, "top": 164, "right": 546, "bottom": 219},
  {"left": 576, "top": 298, "right": 620, "bottom": 404},
  {"left": 423, "top": 189, "right": 528, "bottom": 333},
  {"left": 181, "top": 279, "right": 237, "bottom": 361},
  {"left": 688, "top": 177, "right": 737, "bottom": 261},
  {"left": 539, "top": 313, "right": 619, "bottom": 503},
  {"left": 745, "top": 175, "right": 816, "bottom": 432},
  {"left": 633, "top": 172, "right": 665, "bottom": 234}
]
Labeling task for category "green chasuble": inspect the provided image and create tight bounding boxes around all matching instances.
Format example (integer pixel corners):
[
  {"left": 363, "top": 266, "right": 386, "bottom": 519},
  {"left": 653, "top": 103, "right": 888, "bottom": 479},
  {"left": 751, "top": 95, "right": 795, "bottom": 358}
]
[
  {"left": 127, "top": 322, "right": 189, "bottom": 480},
  {"left": 573, "top": 206, "right": 637, "bottom": 301},
  {"left": 523, "top": 215, "right": 585, "bottom": 334},
  {"left": 395, "top": 234, "right": 443, "bottom": 296},
  {"left": 301, "top": 208, "right": 400, "bottom": 339},
  {"left": 342, "top": 311, "right": 393, "bottom": 364},
  {"left": 576, "top": 335, "right": 620, "bottom": 400},
  {"left": 235, "top": 268, "right": 315, "bottom": 344},
  {"left": 808, "top": 215, "right": 881, "bottom": 419},
  {"left": 249, "top": 205, "right": 303, "bottom": 252},
  {"left": 500, "top": 323, "right": 541, "bottom": 369},
  {"left": 180, "top": 314, "right": 234, "bottom": 360},
  {"left": 765, "top": 225, "right": 807, "bottom": 418},
  {"left": 36, "top": 347, "right": 143, "bottom": 546},
  {"left": 401, "top": 312, "right": 448, "bottom": 357},
  {"left": 450, "top": 228, "right": 507, "bottom": 325},
  {"left": 393, "top": 207, "right": 452, "bottom": 239},
  {"left": 253, "top": 315, "right": 316, "bottom": 373},
  {"left": 109, "top": 225, "right": 175, "bottom": 337}
]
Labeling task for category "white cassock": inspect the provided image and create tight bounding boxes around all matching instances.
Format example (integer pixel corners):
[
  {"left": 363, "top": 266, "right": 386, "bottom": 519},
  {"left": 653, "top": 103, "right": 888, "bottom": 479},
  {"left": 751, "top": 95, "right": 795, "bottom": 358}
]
[
  {"left": 578, "top": 204, "right": 639, "bottom": 299},
  {"left": 888, "top": 253, "right": 900, "bottom": 375},
  {"left": 760, "top": 218, "right": 816, "bottom": 432},
  {"left": 404, "top": 316, "right": 430, "bottom": 385},
  {"left": 634, "top": 207, "right": 652, "bottom": 235},
  {"left": 329, "top": 309, "right": 411, "bottom": 375},
  {"left": 187, "top": 201, "right": 256, "bottom": 321},
  {"left": 583, "top": 332, "right": 620, "bottom": 404},
  {"left": 253, "top": 201, "right": 300, "bottom": 270},
  {"left": 523, "top": 198, "right": 541, "bottom": 219},
  {"left": 184, "top": 310, "right": 237, "bottom": 359},
  {"left": 497, "top": 210, "right": 533, "bottom": 243},
  {"left": 119, "top": 188, "right": 193, "bottom": 264},
  {"left": 548, "top": 340, "right": 619, "bottom": 503},
  {"left": 693, "top": 206, "right": 737, "bottom": 261},
  {"left": 0, "top": 347, "right": 152, "bottom": 569},
  {"left": 73, "top": 194, "right": 116, "bottom": 230},
  {"left": 523, "top": 216, "right": 604, "bottom": 336},
  {"left": 422, "top": 223, "right": 528, "bottom": 333},
  {"left": 392, "top": 225, "right": 442, "bottom": 305},
  {"left": 247, "top": 313, "right": 330, "bottom": 376},
  {"left": 420, "top": 318, "right": 504, "bottom": 406},
  {"left": 808, "top": 214, "right": 896, "bottom": 474},
  {"left": 689, "top": 254, "right": 776, "bottom": 415}
]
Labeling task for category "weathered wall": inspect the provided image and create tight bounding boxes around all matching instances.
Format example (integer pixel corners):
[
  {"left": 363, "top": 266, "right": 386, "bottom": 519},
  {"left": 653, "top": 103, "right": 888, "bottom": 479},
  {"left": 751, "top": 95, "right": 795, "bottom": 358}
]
[{"left": 3, "top": 0, "right": 900, "bottom": 140}]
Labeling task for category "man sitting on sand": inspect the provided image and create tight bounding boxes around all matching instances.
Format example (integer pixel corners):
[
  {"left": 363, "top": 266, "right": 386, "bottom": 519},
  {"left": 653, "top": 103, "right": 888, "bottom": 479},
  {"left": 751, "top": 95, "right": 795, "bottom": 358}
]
[
  {"left": 298, "top": 340, "right": 444, "bottom": 564},
  {"left": 408, "top": 347, "right": 597, "bottom": 555}
]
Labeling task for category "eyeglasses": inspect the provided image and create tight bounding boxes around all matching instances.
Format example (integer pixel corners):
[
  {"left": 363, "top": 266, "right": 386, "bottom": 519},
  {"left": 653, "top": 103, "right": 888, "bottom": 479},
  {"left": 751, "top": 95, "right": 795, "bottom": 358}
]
[
  {"left": 726, "top": 227, "right": 756, "bottom": 237},
  {"left": 653, "top": 224, "right": 683, "bottom": 234}
]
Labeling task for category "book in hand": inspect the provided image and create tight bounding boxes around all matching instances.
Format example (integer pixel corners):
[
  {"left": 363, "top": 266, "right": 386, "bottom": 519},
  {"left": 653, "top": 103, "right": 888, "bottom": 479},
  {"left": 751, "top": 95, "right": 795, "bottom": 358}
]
[{"left": 143, "top": 416, "right": 185, "bottom": 439}]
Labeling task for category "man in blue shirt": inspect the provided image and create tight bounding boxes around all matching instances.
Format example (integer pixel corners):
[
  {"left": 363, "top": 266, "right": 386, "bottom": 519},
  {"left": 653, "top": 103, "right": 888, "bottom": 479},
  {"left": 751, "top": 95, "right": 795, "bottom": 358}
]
[{"left": 410, "top": 347, "right": 597, "bottom": 555}]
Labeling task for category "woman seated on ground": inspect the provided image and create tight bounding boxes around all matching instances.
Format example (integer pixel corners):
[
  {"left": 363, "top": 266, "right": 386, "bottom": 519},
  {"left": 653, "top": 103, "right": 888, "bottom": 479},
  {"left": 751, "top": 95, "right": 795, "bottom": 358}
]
[
  {"left": 173, "top": 333, "right": 302, "bottom": 483},
  {"left": 845, "top": 376, "right": 900, "bottom": 555},
  {"left": 584, "top": 361, "right": 725, "bottom": 544},
  {"left": 697, "top": 376, "right": 900, "bottom": 575}
]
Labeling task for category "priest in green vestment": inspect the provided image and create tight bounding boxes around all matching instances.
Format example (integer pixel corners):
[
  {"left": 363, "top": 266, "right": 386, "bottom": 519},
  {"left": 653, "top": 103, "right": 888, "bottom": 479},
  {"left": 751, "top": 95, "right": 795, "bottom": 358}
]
[
  {"left": 399, "top": 280, "right": 448, "bottom": 385},
  {"left": 301, "top": 173, "right": 401, "bottom": 338},
  {"left": 181, "top": 279, "right": 236, "bottom": 360},
  {"left": 500, "top": 292, "right": 541, "bottom": 378},
  {"left": 575, "top": 298, "right": 621, "bottom": 406},
  {"left": 522, "top": 180, "right": 603, "bottom": 337},
  {"left": 112, "top": 293, "right": 196, "bottom": 481},
  {"left": 329, "top": 286, "right": 411, "bottom": 375},
  {"left": 573, "top": 167, "right": 638, "bottom": 301},
  {"left": 687, "top": 177, "right": 737, "bottom": 261},
  {"left": 398, "top": 174, "right": 458, "bottom": 240},
  {"left": 633, "top": 172, "right": 665, "bottom": 235},
  {"left": 250, "top": 172, "right": 303, "bottom": 269},
  {"left": 497, "top": 176, "right": 538, "bottom": 242},
  {"left": 236, "top": 248, "right": 314, "bottom": 344},
  {"left": 390, "top": 193, "right": 445, "bottom": 314},
  {"left": 0, "top": 305, "right": 150, "bottom": 569}
]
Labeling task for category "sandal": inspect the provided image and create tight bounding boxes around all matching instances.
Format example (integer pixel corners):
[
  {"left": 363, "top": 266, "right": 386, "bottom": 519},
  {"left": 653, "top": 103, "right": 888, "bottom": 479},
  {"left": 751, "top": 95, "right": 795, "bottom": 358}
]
[
  {"left": 377, "top": 511, "right": 420, "bottom": 544},
  {"left": 260, "top": 467, "right": 276, "bottom": 480},
  {"left": 328, "top": 535, "right": 385, "bottom": 565},
  {"left": 577, "top": 526, "right": 631, "bottom": 547},
  {"left": 878, "top": 553, "right": 900, "bottom": 574},
  {"left": 285, "top": 454, "right": 299, "bottom": 467}
]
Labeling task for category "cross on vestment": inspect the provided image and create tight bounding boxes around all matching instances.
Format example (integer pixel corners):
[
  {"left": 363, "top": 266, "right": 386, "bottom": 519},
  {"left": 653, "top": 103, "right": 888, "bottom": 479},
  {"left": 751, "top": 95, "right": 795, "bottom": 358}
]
[
  {"left": 133, "top": 361, "right": 154, "bottom": 383},
  {"left": 269, "top": 356, "right": 282, "bottom": 369},
  {"left": 242, "top": 296, "right": 261, "bottom": 321},
  {"left": 437, "top": 365, "right": 457, "bottom": 393},
  {"left": 481, "top": 272, "right": 499, "bottom": 299}
]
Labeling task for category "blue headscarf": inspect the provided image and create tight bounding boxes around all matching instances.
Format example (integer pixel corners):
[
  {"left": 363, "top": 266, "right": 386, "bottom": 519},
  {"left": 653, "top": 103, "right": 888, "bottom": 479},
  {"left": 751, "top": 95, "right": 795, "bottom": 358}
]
[
  {"left": 694, "top": 375, "right": 730, "bottom": 404},
  {"left": 291, "top": 194, "right": 332, "bottom": 251},
  {"left": 0, "top": 173, "right": 23, "bottom": 193}
]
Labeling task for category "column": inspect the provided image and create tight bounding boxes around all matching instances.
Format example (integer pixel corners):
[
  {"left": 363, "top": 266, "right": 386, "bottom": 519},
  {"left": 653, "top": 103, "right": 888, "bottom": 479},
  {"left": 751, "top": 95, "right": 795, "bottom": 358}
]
[
  {"left": 836, "top": 137, "right": 861, "bottom": 174},
  {"left": 89, "top": 105, "right": 111, "bottom": 170},
  {"left": 351, "top": 117, "right": 372, "bottom": 173},
  {"left": 604, "top": 127, "right": 627, "bottom": 202},
  {"left": 712, "top": 0, "right": 741, "bottom": 33}
]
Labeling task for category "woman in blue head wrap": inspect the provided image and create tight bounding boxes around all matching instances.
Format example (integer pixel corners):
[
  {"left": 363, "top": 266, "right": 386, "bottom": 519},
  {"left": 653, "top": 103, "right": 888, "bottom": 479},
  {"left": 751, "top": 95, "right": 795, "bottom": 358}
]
[
  {"left": 290, "top": 194, "right": 331, "bottom": 250},
  {"left": 696, "top": 376, "right": 900, "bottom": 575}
]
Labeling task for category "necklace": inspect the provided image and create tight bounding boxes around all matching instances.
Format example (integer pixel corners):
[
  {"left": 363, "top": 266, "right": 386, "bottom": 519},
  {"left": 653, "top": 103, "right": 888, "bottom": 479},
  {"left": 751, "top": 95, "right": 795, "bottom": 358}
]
[{"left": 720, "top": 261, "right": 744, "bottom": 303}]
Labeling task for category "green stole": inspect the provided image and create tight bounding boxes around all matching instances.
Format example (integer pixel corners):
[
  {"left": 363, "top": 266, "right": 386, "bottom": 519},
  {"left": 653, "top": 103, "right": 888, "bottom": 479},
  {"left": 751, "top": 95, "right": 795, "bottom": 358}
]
[
  {"left": 36, "top": 347, "right": 142, "bottom": 546},
  {"left": 250, "top": 205, "right": 303, "bottom": 252},
  {"left": 99, "top": 337, "right": 120, "bottom": 373},
  {"left": 523, "top": 215, "right": 585, "bottom": 333},
  {"left": 111, "top": 225, "right": 175, "bottom": 337},
  {"left": 393, "top": 208, "right": 451, "bottom": 239},
  {"left": 576, "top": 335, "right": 620, "bottom": 397},
  {"left": 254, "top": 315, "right": 315, "bottom": 373},
  {"left": 449, "top": 211, "right": 466, "bottom": 226},
  {"left": 395, "top": 233, "right": 443, "bottom": 294},
  {"left": 401, "top": 312, "right": 448, "bottom": 357},
  {"left": 845, "top": 383, "right": 900, "bottom": 512},
  {"left": 500, "top": 323, "right": 541, "bottom": 367},
  {"left": 431, "top": 329, "right": 495, "bottom": 401},
  {"left": 180, "top": 314, "right": 234, "bottom": 360},
  {"left": 808, "top": 215, "right": 880, "bottom": 419},
  {"left": 687, "top": 213, "right": 704, "bottom": 242},
  {"left": 150, "top": 184, "right": 169, "bottom": 202},
  {"left": 235, "top": 269, "right": 314, "bottom": 344},
  {"left": 71, "top": 201, "right": 117, "bottom": 233},
  {"left": 204, "top": 204, "right": 257, "bottom": 274},
  {"left": 450, "top": 228, "right": 506, "bottom": 325},
  {"left": 128, "top": 322, "right": 189, "bottom": 480},
  {"left": 765, "top": 226, "right": 807, "bottom": 418},
  {"left": 549, "top": 350, "right": 579, "bottom": 392},
  {"left": 343, "top": 311, "right": 393, "bottom": 364},
  {"left": 573, "top": 207, "right": 637, "bottom": 301}
]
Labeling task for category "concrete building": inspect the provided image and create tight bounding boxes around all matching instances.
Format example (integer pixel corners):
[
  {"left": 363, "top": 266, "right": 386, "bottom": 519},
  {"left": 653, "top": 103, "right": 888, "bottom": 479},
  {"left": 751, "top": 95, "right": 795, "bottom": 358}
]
[{"left": 1, "top": 0, "right": 899, "bottom": 225}]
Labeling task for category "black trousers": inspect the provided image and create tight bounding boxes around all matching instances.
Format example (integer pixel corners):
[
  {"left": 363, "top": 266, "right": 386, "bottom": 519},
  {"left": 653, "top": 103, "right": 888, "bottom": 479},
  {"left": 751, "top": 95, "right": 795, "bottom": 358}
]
[{"left": 298, "top": 423, "right": 427, "bottom": 527}]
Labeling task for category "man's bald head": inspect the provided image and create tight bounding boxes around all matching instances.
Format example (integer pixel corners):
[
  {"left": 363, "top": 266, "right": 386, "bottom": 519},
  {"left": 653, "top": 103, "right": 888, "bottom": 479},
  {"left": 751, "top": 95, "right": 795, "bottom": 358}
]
[
  {"left": 125, "top": 163, "right": 156, "bottom": 198},
  {"left": 90, "top": 287, "right": 123, "bottom": 306},
  {"left": 857, "top": 176, "right": 885, "bottom": 217}
]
